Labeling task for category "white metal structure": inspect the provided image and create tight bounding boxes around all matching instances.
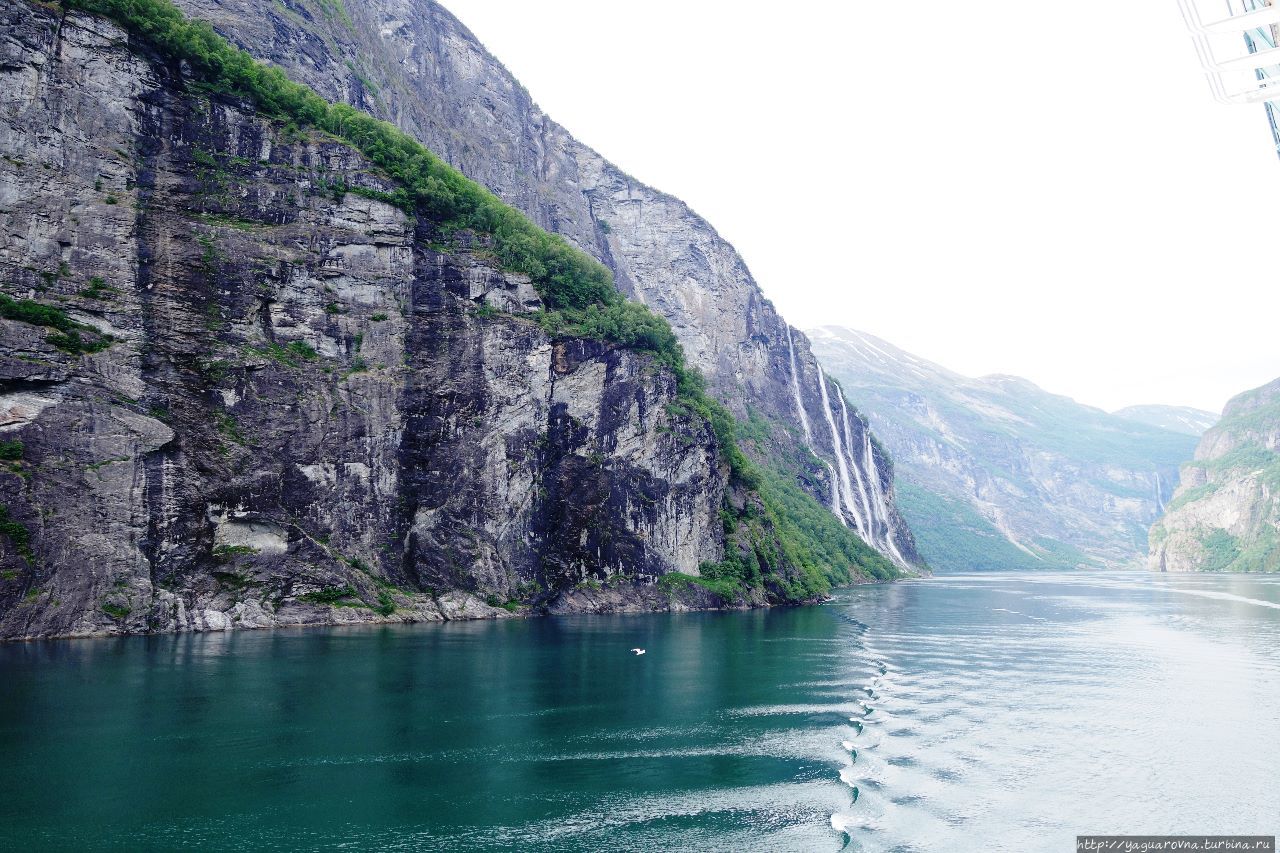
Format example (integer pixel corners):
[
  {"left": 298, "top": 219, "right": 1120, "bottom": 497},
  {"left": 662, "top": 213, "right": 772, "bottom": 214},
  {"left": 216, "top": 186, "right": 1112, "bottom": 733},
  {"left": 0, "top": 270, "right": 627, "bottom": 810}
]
[{"left": 1178, "top": 0, "right": 1280, "bottom": 156}]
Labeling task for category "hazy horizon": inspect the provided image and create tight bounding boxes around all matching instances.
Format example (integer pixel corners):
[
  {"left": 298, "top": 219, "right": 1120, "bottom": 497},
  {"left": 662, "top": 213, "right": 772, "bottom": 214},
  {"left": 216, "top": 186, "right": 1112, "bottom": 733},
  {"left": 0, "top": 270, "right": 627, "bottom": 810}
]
[
  {"left": 443, "top": 0, "right": 1278, "bottom": 414},
  {"left": 807, "top": 324, "right": 1229, "bottom": 417}
]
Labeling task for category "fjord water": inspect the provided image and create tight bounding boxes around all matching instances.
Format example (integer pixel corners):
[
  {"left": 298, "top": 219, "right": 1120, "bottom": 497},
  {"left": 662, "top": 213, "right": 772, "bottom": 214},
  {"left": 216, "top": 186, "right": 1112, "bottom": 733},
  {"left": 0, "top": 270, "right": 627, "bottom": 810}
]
[{"left": 2, "top": 574, "right": 1278, "bottom": 851}]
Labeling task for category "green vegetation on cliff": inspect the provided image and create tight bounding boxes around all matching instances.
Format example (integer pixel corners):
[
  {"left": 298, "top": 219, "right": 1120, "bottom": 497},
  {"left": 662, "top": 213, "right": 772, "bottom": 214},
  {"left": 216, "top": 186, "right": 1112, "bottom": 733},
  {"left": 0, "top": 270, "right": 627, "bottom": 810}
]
[
  {"left": 0, "top": 505, "right": 33, "bottom": 564},
  {"left": 66, "top": 0, "right": 615, "bottom": 308},
  {"left": 719, "top": 414, "right": 901, "bottom": 596},
  {"left": 894, "top": 483, "right": 1048, "bottom": 572},
  {"left": 755, "top": 465, "right": 899, "bottom": 585},
  {"left": 59, "top": 0, "right": 900, "bottom": 594},
  {"left": 1150, "top": 377, "right": 1280, "bottom": 573},
  {"left": 62, "top": 0, "right": 694, "bottom": 386},
  {"left": 0, "top": 293, "right": 113, "bottom": 354},
  {"left": 810, "top": 327, "right": 1194, "bottom": 571}
]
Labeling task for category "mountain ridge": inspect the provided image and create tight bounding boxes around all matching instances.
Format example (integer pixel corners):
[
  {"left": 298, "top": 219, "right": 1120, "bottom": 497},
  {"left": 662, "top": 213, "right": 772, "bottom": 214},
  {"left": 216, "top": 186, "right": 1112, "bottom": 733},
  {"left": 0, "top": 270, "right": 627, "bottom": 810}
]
[
  {"left": 808, "top": 325, "right": 1199, "bottom": 571},
  {"left": 0, "top": 0, "right": 925, "bottom": 640},
  {"left": 154, "top": 0, "right": 923, "bottom": 569},
  {"left": 1114, "top": 404, "right": 1219, "bottom": 436}
]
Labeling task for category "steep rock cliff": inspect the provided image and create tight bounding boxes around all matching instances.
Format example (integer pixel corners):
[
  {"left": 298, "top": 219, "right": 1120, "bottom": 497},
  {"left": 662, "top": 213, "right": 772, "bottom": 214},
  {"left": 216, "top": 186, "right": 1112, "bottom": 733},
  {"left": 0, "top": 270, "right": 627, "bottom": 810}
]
[
  {"left": 0, "top": 2, "right": 756, "bottom": 638},
  {"left": 157, "top": 0, "right": 923, "bottom": 570},
  {"left": 1149, "top": 377, "right": 1280, "bottom": 573},
  {"left": 810, "top": 327, "right": 1201, "bottom": 571}
]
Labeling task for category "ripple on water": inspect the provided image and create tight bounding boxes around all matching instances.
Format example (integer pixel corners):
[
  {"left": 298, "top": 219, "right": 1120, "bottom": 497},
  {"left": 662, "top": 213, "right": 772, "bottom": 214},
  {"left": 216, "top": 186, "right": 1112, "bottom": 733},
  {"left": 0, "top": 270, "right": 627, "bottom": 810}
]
[
  {"left": 4, "top": 572, "right": 1278, "bottom": 852},
  {"left": 830, "top": 572, "right": 1280, "bottom": 853}
]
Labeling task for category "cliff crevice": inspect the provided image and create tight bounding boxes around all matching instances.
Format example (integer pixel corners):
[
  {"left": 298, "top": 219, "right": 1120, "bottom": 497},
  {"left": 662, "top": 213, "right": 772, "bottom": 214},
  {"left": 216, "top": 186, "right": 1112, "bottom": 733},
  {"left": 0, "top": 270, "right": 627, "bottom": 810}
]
[{"left": 0, "top": 1, "right": 735, "bottom": 637}]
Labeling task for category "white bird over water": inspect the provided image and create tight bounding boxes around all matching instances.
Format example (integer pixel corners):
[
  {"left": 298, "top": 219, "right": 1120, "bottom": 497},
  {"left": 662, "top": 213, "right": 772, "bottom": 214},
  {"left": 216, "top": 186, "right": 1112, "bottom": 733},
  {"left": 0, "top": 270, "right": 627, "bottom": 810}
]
[{"left": 630, "top": 648, "right": 646, "bottom": 655}]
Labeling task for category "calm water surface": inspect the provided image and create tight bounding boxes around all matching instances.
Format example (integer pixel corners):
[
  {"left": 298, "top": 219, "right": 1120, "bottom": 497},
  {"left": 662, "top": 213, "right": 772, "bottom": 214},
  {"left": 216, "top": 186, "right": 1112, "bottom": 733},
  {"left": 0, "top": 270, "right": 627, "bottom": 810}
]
[{"left": 2, "top": 572, "right": 1278, "bottom": 851}]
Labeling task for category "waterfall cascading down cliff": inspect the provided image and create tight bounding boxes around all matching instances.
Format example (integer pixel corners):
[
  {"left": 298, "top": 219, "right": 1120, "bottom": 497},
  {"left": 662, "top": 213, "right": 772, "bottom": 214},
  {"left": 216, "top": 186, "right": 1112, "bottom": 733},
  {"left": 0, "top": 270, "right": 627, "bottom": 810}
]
[
  {"left": 818, "top": 371, "right": 865, "bottom": 537},
  {"left": 861, "top": 419, "right": 908, "bottom": 566},
  {"left": 784, "top": 328, "right": 911, "bottom": 567},
  {"left": 788, "top": 327, "right": 856, "bottom": 531},
  {"left": 788, "top": 327, "right": 849, "bottom": 529},
  {"left": 809, "top": 325, "right": 1198, "bottom": 571},
  {"left": 785, "top": 327, "right": 815, "bottom": 446},
  {"left": 839, "top": 393, "right": 876, "bottom": 540}
]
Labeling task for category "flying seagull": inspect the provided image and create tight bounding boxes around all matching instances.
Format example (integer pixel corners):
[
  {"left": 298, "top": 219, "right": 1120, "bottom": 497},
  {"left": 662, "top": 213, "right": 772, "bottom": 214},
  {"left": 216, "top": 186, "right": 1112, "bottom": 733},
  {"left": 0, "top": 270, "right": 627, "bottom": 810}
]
[{"left": 630, "top": 648, "right": 646, "bottom": 655}]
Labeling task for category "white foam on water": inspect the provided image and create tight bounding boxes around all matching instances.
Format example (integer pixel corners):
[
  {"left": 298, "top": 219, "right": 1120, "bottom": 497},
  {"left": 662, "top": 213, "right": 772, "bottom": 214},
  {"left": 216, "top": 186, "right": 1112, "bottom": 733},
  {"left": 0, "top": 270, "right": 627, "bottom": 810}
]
[
  {"left": 1082, "top": 580, "right": 1280, "bottom": 611},
  {"left": 1160, "top": 587, "right": 1280, "bottom": 609},
  {"left": 730, "top": 702, "right": 868, "bottom": 718}
]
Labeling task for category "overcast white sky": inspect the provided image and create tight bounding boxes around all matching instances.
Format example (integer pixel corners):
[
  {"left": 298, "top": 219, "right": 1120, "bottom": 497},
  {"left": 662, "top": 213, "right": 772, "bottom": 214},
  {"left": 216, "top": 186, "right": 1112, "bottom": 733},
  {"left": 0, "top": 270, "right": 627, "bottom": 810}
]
[{"left": 444, "top": 0, "right": 1278, "bottom": 414}]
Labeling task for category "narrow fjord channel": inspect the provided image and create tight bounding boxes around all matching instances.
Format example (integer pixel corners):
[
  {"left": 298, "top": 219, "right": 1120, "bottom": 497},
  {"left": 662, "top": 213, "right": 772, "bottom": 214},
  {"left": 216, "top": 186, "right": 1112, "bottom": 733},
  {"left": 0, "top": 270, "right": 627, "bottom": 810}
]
[{"left": 2, "top": 573, "right": 1278, "bottom": 851}]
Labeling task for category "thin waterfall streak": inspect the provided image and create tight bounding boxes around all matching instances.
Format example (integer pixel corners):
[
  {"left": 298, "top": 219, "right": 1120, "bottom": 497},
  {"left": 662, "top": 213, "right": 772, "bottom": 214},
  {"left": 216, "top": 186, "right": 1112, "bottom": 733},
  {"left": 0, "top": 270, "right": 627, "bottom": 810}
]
[
  {"left": 823, "top": 462, "right": 842, "bottom": 517},
  {"left": 863, "top": 428, "right": 885, "bottom": 522},
  {"left": 835, "top": 395, "right": 872, "bottom": 541},
  {"left": 863, "top": 428, "right": 908, "bottom": 565},
  {"left": 819, "top": 371, "right": 862, "bottom": 532},
  {"left": 787, "top": 326, "right": 846, "bottom": 525},
  {"left": 839, "top": 396, "right": 876, "bottom": 542},
  {"left": 1155, "top": 471, "right": 1166, "bottom": 515},
  {"left": 785, "top": 327, "right": 814, "bottom": 445}
]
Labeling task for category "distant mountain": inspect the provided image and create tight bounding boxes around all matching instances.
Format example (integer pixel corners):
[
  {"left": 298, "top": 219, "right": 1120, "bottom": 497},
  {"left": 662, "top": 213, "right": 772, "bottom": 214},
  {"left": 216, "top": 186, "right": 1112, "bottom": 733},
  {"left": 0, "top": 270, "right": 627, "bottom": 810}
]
[
  {"left": 1113, "top": 405, "right": 1218, "bottom": 437},
  {"left": 1149, "top": 377, "right": 1280, "bottom": 572},
  {"left": 808, "top": 327, "right": 1199, "bottom": 571}
]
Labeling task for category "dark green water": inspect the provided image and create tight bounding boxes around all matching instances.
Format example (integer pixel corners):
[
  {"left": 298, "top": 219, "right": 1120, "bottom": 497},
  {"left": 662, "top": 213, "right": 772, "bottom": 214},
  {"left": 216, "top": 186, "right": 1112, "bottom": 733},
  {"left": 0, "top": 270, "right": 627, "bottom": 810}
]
[{"left": 2, "top": 572, "right": 1278, "bottom": 851}]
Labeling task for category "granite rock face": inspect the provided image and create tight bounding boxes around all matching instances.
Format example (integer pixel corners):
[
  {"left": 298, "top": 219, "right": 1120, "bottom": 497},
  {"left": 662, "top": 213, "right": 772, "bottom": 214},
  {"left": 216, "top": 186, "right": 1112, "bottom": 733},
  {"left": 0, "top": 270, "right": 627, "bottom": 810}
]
[
  {"left": 0, "top": 2, "right": 732, "bottom": 638},
  {"left": 161, "top": 0, "right": 923, "bottom": 570},
  {"left": 1149, "top": 377, "right": 1280, "bottom": 573}
]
